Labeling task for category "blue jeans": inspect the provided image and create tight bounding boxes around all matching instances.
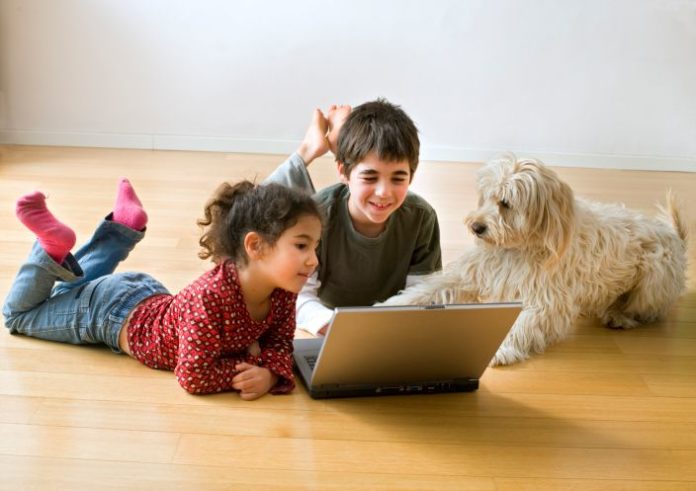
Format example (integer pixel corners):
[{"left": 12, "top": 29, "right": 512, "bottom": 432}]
[{"left": 2, "top": 217, "right": 169, "bottom": 352}]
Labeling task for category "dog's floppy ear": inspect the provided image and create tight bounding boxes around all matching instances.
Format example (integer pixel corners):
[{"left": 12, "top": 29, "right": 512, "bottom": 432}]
[{"left": 518, "top": 160, "right": 575, "bottom": 266}]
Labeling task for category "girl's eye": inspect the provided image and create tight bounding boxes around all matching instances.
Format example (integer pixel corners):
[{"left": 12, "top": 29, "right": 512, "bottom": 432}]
[{"left": 296, "top": 243, "right": 307, "bottom": 250}]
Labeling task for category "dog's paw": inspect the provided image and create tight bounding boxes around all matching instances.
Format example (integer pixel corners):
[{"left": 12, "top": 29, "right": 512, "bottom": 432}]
[
  {"left": 490, "top": 345, "right": 528, "bottom": 366},
  {"left": 602, "top": 311, "right": 640, "bottom": 330}
]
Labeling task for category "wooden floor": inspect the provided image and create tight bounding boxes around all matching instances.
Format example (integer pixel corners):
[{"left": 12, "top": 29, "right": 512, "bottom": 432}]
[{"left": 1, "top": 145, "right": 695, "bottom": 490}]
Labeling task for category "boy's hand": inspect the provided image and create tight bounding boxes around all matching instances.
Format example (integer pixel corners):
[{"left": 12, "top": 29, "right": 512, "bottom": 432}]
[
  {"left": 326, "top": 104, "right": 351, "bottom": 156},
  {"left": 297, "top": 108, "right": 329, "bottom": 165},
  {"left": 232, "top": 362, "right": 278, "bottom": 400}
]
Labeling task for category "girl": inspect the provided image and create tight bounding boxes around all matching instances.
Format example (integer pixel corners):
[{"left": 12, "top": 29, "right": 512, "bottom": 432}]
[{"left": 3, "top": 179, "right": 322, "bottom": 400}]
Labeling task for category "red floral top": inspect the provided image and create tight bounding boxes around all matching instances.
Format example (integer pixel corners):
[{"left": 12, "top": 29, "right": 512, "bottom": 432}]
[{"left": 127, "top": 260, "right": 296, "bottom": 395}]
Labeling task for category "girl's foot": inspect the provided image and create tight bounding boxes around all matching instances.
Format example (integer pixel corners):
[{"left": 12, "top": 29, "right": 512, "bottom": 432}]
[
  {"left": 113, "top": 178, "right": 148, "bottom": 231},
  {"left": 16, "top": 191, "right": 76, "bottom": 264}
]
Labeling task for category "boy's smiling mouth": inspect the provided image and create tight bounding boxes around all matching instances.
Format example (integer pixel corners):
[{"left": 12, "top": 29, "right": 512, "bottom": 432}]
[{"left": 369, "top": 201, "right": 391, "bottom": 210}]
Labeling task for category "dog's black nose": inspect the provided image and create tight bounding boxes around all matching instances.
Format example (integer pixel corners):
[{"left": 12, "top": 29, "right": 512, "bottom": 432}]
[{"left": 471, "top": 222, "right": 487, "bottom": 236}]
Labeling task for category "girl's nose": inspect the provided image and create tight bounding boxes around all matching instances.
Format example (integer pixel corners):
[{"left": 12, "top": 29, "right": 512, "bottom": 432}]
[{"left": 308, "top": 249, "right": 319, "bottom": 267}]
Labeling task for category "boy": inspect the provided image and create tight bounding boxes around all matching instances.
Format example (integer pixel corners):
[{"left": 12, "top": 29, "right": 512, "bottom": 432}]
[{"left": 265, "top": 99, "right": 442, "bottom": 335}]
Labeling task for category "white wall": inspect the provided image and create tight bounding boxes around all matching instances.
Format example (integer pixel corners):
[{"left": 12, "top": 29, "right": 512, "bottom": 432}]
[{"left": 1, "top": 0, "right": 694, "bottom": 171}]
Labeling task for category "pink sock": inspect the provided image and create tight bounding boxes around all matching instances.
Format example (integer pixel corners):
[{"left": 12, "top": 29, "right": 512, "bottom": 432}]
[
  {"left": 112, "top": 178, "right": 148, "bottom": 231},
  {"left": 16, "top": 191, "right": 76, "bottom": 264}
]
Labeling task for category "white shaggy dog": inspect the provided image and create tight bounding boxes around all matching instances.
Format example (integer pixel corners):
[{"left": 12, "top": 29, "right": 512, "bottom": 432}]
[{"left": 381, "top": 153, "right": 689, "bottom": 366}]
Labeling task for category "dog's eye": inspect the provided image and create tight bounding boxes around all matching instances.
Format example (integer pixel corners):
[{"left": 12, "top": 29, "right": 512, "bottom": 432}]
[{"left": 499, "top": 199, "right": 510, "bottom": 209}]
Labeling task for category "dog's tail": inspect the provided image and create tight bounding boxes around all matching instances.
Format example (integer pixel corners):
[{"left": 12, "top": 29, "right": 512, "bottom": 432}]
[{"left": 661, "top": 190, "right": 688, "bottom": 243}]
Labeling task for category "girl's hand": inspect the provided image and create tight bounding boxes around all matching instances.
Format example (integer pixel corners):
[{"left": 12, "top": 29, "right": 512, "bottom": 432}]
[
  {"left": 247, "top": 341, "right": 261, "bottom": 357},
  {"left": 232, "top": 363, "right": 279, "bottom": 400}
]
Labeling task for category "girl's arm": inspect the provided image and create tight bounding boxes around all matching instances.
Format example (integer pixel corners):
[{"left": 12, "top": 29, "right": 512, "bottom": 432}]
[
  {"left": 173, "top": 297, "right": 254, "bottom": 395},
  {"left": 256, "top": 291, "right": 297, "bottom": 394},
  {"left": 174, "top": 336, "right": 250, "bottom": 395}
]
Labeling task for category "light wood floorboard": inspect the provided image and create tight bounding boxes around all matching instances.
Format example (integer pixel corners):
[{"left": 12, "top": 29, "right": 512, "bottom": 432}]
[{"left": 1, "top": 145, "right": 695, "bottom": 490}]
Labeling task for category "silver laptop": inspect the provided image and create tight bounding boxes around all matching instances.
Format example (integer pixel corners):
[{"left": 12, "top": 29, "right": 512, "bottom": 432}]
[{"left": 293, "top": 302, "right": 522, "bottom": 399}]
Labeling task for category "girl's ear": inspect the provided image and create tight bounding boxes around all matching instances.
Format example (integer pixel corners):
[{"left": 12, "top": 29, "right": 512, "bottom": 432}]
[
  {"left": 243, "top": 231, "right": 265, "bottom": 259},
  {"left": 336, "top": 161, "right": 349, "bottom": 184}
]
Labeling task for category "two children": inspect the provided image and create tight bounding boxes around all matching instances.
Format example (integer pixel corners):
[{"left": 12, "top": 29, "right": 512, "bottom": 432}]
[
  {"left": 266, "top": 99, "right": 442, "bottom": 335},
  {"left": 3, "top": 97, "right": 442, "bottom": 397},
  {"left": 3, "top": 179, "right": 322, "bottom": 400}
]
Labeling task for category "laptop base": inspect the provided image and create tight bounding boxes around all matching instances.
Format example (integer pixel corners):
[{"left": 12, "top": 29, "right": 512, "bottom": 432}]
[{"left": 301, "top": 377, "right": 479, "bottom": 399}]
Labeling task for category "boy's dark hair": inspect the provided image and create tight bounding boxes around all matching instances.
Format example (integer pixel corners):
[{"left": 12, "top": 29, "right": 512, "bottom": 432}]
[
  {"left": 336, "top": 98, "right": 420, "bottom": 180},
  {"left": 198, "top": 181, "right": 322, "bottom": 265}
]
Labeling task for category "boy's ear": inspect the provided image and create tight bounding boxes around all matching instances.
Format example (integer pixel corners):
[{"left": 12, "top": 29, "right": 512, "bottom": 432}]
[
  {"left": 336, "top": 161, "right": 349, "bottom": 184},
  {"left": 243, "top": 231, "right": 265, "bottom": 259}
]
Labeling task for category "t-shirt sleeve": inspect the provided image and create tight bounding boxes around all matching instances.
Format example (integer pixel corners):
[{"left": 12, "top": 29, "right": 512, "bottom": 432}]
[
  {"left": 257, "top": 291, "right": 297, "bottom": 394},
  {"left": 408, "top": 206, "right": 442, "bottom": 275},
  {"left": 263, "top": 153, "right": 316, "bottom": 195}
]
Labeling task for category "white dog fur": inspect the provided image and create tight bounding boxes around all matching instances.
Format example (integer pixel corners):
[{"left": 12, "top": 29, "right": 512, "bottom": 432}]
[{"left": 381, "top": 153, "right": 689, "bottom": 366}]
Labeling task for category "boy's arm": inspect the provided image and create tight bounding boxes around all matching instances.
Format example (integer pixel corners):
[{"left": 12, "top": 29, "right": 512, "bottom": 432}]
[
  {"left": 264, "top": 106, "right": 333, "bottom": 191},
  {"left": 296, "top": 272, "right": 334, "bottom": 336},
  {"left": 265, "top": 105, "right": 351, "bottom": 193},
  {"left": 263, "top": 153, "right": 316, "bottom": 194}
]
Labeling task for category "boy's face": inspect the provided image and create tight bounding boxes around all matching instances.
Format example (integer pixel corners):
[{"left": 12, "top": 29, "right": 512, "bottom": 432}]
[{"left": 338, "top": 152, "right": 411, "bottom": 237}]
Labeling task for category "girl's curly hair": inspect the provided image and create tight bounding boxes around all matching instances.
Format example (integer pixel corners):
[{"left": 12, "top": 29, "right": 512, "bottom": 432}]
[{"left": 197, "top": 181, "right": 322, "bottom": 265}]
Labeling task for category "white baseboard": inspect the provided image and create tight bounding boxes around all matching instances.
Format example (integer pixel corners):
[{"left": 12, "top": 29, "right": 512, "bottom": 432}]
[
  {"left": 0, "top": 130, "right": 153, "bottom": 150},
  {"left": 0, "top": 130, "right": 152, "bottom": 149},
  {"left": 152, "top": 134, "right": 298, "bottom": 155},
  {"left": 1, "top": 129, "right": 694, "bottom": 172},
  {"left": 420, "top": 146, "right": 696, "bottom": 172}
]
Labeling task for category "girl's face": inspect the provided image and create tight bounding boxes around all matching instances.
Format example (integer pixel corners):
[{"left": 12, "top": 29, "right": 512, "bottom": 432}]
[{"left": 258, "top": 214, "right": 322, "bottom": 293}]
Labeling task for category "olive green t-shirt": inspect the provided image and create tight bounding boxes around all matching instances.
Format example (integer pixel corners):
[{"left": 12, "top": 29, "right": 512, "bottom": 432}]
[{"left": 314, "top": 183, "right": 441, "bottom": 307}]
